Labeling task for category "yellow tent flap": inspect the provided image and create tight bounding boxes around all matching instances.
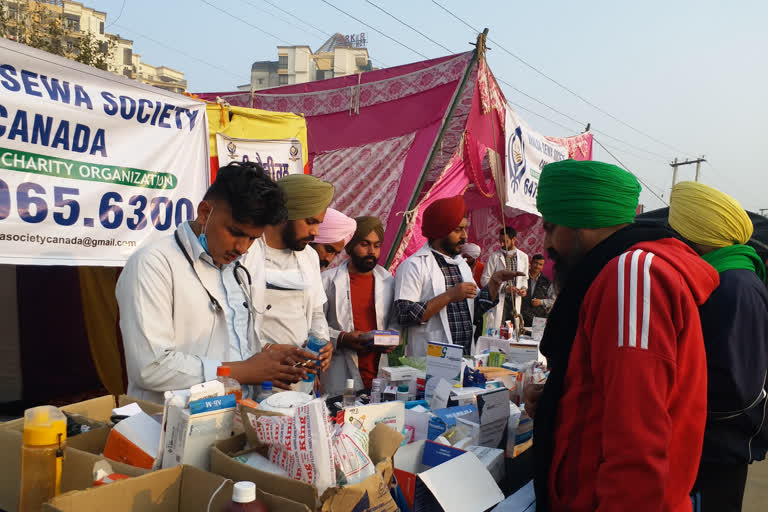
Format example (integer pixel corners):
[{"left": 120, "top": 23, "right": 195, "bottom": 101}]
[{"left": 207, "top": 104, "right": 308, "bottom": 169}]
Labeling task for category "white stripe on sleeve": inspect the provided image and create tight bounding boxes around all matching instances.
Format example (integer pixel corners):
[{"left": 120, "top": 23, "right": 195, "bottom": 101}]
[
  {"left": 617, "top": 252, "right": 628, "bottom": 348},
  {"left": 640, "top": 253, "right": 655, "bottom": 350}
]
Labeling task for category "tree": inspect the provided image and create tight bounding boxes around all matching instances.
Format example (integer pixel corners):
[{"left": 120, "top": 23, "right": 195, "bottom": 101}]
[
  {"left": 75, "top": 30, "right": 114, "bottom": 71},
  {"left": 0, "top": 0, "right": 113, "bottom": 70}
]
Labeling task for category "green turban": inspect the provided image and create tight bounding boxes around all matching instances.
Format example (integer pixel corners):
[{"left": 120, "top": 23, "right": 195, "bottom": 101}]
[
  {"left": 277, "top": 174, "right": 334, "bottom": 221},
  {"left": 536, "top": 159, "right": 641, "bottom": 229},
  {"left": 346, "top": 216, "right": 384, "bottom": 254}
]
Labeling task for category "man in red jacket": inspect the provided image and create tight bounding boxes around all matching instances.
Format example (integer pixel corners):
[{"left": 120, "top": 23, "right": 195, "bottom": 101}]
[{"left": 530, "top": 160, "right": 720, "bottom": 512}]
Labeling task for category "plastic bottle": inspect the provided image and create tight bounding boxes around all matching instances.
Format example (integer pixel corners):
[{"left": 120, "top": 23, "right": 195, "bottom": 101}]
[
  {"left": 370, "top": 378, "right": 384, "bottom": 404},
  {"left": 224, "top": 481, "right": 269, "bottom": 512},
  {"left": 256, "top": 381, "right": 273, "bottom": 402},
  {"left": 396, "top": 384, "right": 409, "bottom": 402},
  {"left": 342, "top": 378, "right": 356, "bottom": 408},
  {"left": 298, "top": 335, "right": 328, "bottom": 394},
  {"left": 217, "top": 366, "right": 243, "bottom": 401},
  {"left": 19, "top": 406, "right": 67, "bottom": 512}
]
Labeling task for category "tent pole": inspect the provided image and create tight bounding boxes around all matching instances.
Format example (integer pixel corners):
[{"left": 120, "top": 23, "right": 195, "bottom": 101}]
[{"left": 384, "top": 29, "right": 488, "bottom": 268}]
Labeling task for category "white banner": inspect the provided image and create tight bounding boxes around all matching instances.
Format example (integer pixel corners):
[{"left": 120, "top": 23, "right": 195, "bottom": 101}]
[
  {"left": 0, "top": 39, "right": 209, "bottom": 266},
  {"left": 505, "top": 107, "right": 568, "bottom": 215},
  {"left": 216, "top": 134, "right": 303, "bottom": 182}
]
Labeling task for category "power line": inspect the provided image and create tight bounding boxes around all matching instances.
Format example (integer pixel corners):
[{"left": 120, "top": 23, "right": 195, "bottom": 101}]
[
  {"left": 258, "top": 0, "right": 331, "bottom": 41},
  {"left": 199, "top": 0, "right": 292, "bottom": 46},
  {"left": 593, "top": 137, "right": 668, "bottom": 206},
  {"left": 318, "top": 0, "right": 429, "bottom": 59},
  {"left": 364, "top": 0, "right": 452, "bottom": 53},
  {"left": 238, "top": 0, "right": 325, "bottom": 41},
  {"left": 257, "top": 0, "right": 389, "bottom": 68},
  {"left": 111, "top": 23, "right": 243, "bottom": 79},
  {"left": 106, "top": 0, "right": 126, "bottom": 29},
  {"left": 429, "top": 0, "right": 694, "bottom": 158},
  {"left": 363, "top": 1, "right": 673, "bottom": 162}
]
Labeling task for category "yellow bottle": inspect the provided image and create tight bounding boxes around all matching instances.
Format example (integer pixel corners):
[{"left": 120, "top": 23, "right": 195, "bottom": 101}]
[{"left": 18, "top": 405, "right": 67, "bottom": 512}]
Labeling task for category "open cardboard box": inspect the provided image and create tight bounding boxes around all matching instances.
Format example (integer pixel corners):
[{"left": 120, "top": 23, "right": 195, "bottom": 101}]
[
  {"left": 393, "top": 440, "right": 504, "bottom": 512},
  {"left": 43, "top": 464, "right": 308, "bottom": 512},
  {"left": 209, "top": 404, "right": 404, "bottom": 511},
  {"left": 0, "top": 395, "right": 163, "bottom": 511}
]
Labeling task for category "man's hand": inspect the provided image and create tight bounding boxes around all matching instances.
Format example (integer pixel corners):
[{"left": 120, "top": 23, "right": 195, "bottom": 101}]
[
  {"left": 517, "top": 288, "right": 528, "bottom": 297},
  {"left": 488, "top": 270, "right": 526, "bottom": 301},
  {"left": 523, "top": 382, "right": 546, "bottom": 419},
  {"left": 531, "top": 298, "right": 542, "bottom": 307},
  {"left": 316, "top": 339, "right": 333, "bottom": 371},
  {"left": 227, "top": 348, "right": 316, "bottom": 389},
  {"left": 447, "top": 282, "right": 478, "bottom": 302},
  {"left": 340, "top": 330, "right": 372, "bottom": 353}
]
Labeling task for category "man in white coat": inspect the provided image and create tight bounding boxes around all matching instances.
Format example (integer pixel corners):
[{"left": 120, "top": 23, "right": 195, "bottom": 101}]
[
  {"left": 321, "top": 216, "right": 398, "bottom": 396},
  {"left": 256, "top": 174, "right": 333, "bottom": 372},
  {"left": 394, "top": 196, "right": 523, "bottom": 356},
  {"left": 116, "top": 162, "right": 313, "bottom": 403},
  {"left": 482, "top": 226, "right": 530, "bottom": 333}
]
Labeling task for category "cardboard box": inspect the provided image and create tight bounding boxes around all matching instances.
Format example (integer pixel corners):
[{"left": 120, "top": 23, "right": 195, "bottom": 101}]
[
  {"left": 43, "top": 464, "right": 308, "bottom": 512},
  {"left": 427, "top": 404, "right": 478, "bottom": 440},
  {"left": 210, "top": 405, "right": 404, "bottom": 511},
  {"left": 0, "top": 395, "right": 161, "bottom": 512},
  {"left": 0, "top": 427, "right": 149, "bottom": 512},
  {"left": 104, "top": 411, "right": 162, "bottom": 469},
  {"left": 425, "top": 342, "right": 463, "bottom": 402},
  {"left": 371, "top": 330, "right": 400, "bottom": 347},
  {"left": 161, "top": 394, "right": 236, "bottom": 470},
  {"left": 380, "top": 366, "right": 419, "bottom": 383},
  {"left": 393, "top": 440, "right": 504, "bottom": 512}
]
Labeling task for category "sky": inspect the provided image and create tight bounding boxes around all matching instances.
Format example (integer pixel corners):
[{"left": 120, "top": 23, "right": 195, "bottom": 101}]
[{"left": 89, "top": 0, "right": 768, "bottom": 213}]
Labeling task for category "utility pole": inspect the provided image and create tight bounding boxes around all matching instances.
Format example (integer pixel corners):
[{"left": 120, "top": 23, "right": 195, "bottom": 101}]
[{"left": 670, "top": 155, "right": 706, "bottom": 193}]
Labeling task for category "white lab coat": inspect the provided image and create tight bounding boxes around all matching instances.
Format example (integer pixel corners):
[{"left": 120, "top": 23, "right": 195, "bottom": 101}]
[
  {"left": 251, "top": 238, "right": 330, "bottom": 345},
  {"left": 320, "top": 261, "right": 397, "bottom": 395},
  {"left": 116, "top": 223, "right": 266, "bottom": 403},
  {"left": 481, "top": 248, "right": 530, "bottom": 331},
  {"left": 394, "top": 242, "right": 475, "bottom": 357}
]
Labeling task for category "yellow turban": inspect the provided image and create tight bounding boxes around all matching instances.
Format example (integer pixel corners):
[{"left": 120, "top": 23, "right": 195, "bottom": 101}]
[{"left": 669, "top": 181, "right": 752, "bottom": 247}]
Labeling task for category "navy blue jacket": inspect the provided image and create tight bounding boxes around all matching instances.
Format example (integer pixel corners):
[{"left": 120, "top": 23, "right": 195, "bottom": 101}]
[{"left": 699, "top": 269, "right": 768, "bottom": 464}]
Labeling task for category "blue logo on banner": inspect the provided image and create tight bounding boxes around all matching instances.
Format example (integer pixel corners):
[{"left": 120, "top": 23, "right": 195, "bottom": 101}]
[{"left": 508, "top": 126, "right": 526, "bottom": 193}]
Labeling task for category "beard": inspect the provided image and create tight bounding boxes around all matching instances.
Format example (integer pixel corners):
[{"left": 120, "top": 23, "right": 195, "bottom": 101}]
[
  {"left": 350, "top": 252, "right": 377, "bottom": 273},
  {"left": 283, "top": 221, "right": 313, "bottom": 251},
  {"left": 319, "top": 259, "right": 330, "bottom": 269},
  {"left": 439, "top": 237, "right": 466, "bottom": 257},
  {"left": 548, "top": 242, "right": 586, "bottom": 293}
]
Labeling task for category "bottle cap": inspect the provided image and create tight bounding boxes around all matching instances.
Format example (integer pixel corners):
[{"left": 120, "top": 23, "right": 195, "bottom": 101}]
[
  {"left": 23, "top": 406, "right": 67, "bottom": 446},
  {"left": 216, "top": 366, "right": 231, "bottom": 377},
  {"left": 346, "top": 378, "right": 355, "bottom": 389},
  {"left": 262, "top": 381, "right": 273, "bottom": 391},
  {"left": 397, "top": 385, "right": 409, "bottom": 393},
  {"left": 232, "top": 481, "right": 256, "bottom": 503}
]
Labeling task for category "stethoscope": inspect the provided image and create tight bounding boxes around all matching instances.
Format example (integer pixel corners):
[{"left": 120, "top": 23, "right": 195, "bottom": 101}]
[{"left": 173, "top": 230, "right": 262, "bottom": 316}]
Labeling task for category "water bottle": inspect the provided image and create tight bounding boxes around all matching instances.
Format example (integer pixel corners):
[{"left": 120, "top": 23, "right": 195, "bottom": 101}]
[
  {"left": 19, "top": 406, "right": 67, "bottom": 512},
  {"left": 298, "top": 335, "right": 327, "bottom": 395},
  {"left": 256, "top": 381, "right": 273, "bottom": 402}
]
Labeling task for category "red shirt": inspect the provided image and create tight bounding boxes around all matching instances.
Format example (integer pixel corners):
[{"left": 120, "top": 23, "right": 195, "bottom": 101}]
[
  {"left": 472, "top": 261, "right": 485, "bottom": 286},
  {"left": 349, "top": 272, "right": 379, "bottom": 388},
  {"left": 548, "top": 239, "right": 719, "bottom": 512}
]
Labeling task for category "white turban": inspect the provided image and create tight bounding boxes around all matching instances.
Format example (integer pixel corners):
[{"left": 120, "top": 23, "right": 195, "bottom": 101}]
[{"left": 461, "top": 243, "right": 481, "bottom": 259}]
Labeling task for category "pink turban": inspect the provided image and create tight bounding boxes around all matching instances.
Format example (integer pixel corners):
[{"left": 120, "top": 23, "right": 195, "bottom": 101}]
[{"left": 314, "top": 208, "right": 357, "bottom": 245}]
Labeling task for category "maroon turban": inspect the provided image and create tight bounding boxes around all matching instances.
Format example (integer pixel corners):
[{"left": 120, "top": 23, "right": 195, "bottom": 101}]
[{"left": 421, "top": 196, "right": 467, "bottom": 240}]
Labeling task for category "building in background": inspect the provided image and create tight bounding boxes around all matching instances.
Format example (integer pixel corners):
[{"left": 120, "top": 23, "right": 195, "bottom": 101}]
[
  {"left": 239, "top": 33, "right": 374, "bottom": 91},
  {"left": 1, "top": 0, "right": 186, "bottom": 93}
]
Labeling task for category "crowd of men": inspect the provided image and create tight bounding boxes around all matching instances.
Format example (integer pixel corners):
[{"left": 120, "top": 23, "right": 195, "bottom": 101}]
[{"left": 115, "top": 159, "right": 767, "bottom": 512}]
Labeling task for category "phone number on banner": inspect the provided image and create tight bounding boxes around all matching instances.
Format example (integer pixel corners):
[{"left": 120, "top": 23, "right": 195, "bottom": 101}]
[{"left": 0, "top": 178, "right": 194, "bottom": 231}]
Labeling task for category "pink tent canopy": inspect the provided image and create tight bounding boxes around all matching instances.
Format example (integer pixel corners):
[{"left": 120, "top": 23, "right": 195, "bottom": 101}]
[{"left": 196, "top": 44, "right": 592, "bottom": 271}]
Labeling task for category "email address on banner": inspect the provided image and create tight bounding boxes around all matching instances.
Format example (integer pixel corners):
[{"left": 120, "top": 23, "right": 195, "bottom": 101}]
[{"left": 0, "top": 233, "right": 137, "bottom": 248}]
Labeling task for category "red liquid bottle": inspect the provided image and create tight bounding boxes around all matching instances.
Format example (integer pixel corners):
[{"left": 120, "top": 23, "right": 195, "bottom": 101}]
[{"left": 225, "top": 482, "right": 268, "bottom": 512}]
